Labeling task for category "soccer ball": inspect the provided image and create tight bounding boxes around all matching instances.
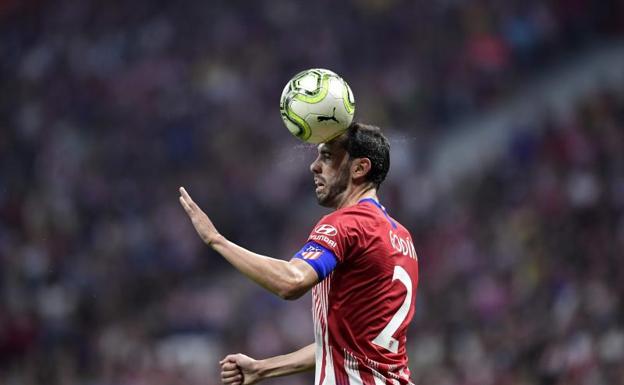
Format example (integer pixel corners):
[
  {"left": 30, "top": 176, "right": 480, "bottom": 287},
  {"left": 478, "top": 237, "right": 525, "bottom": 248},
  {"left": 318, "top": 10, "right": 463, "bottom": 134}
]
[{"left": 280, "top": 68, "right": 355, "bottom": 144}]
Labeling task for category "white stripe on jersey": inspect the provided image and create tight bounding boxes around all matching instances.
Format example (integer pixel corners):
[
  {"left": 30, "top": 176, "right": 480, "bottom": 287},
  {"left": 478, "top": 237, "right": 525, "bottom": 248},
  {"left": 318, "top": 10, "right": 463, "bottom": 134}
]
[
  {"left": 313, "top": 275, "right": 335, "bottom": 385},
  {"left": 312, "top": 284, "right": 323, "bottom": 385},
  {"left": 323, "top": 278, "right": 336, "bottom": 385},
  {"left": 343, "top": 350, "right": 363, "bottom": 385}
]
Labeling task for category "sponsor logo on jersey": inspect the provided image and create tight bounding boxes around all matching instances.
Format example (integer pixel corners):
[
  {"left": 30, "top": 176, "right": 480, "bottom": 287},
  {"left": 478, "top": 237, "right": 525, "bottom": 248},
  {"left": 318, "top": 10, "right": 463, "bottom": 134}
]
[
  {"left": 314, "top": 224, "right": 338, "bottom": 236},
  {"left": 310, "top": 234, "right": 337, "bottom": 248}
]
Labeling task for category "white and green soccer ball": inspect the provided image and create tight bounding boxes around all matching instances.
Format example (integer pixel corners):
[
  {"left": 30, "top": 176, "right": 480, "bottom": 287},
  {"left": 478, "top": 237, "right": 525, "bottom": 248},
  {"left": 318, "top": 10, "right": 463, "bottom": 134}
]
[{"left": 280, "top": 68, "right": 355, "bottom": 144}]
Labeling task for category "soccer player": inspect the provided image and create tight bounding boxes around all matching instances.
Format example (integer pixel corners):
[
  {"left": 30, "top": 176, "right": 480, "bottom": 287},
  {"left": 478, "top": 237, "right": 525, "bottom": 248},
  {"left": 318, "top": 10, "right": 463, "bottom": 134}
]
[{"left": 179, "top": 122, "right": 419, "bottom": 385}]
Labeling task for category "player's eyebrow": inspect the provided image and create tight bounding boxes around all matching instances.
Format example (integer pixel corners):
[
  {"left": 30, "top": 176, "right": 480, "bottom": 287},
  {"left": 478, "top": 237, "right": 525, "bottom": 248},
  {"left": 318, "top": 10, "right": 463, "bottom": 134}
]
[{"left": 317, "top": 144, "right": 330, "bottom": 155}]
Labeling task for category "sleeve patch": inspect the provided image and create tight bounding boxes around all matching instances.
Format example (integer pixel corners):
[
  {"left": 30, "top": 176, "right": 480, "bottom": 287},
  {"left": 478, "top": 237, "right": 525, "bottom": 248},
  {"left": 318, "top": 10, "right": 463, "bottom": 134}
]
[{"left": 293, "top": 241, "right": 338, "bottom": 281}]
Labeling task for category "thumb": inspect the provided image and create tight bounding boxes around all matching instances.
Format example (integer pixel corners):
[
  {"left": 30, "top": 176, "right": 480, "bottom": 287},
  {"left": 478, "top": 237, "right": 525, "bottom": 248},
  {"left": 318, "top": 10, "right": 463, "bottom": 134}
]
[{"left": 220, "top": 353, "right": 242, "bottom": 365}]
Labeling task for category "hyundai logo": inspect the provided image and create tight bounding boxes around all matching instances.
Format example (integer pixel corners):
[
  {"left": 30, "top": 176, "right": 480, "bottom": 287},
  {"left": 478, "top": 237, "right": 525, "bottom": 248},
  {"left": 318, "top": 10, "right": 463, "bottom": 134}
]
[{"left": 314, "top": 224, "right": 338, "bottom": 236}]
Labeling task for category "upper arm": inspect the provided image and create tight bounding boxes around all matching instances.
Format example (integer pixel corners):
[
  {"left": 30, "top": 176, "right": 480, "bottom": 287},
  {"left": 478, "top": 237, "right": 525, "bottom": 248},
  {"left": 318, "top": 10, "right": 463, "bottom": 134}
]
[
  {"left": 292, "top": 258, "right": 321, "bottom": 289},
  {"left": 283, "top": 240, "right": 339, "bottom": 300},
  {"left": 280, "top": 209, "right": 365, "bottom": 300},
  {"left": 278, "top": 258, "right": 319, "bottom": 300}
]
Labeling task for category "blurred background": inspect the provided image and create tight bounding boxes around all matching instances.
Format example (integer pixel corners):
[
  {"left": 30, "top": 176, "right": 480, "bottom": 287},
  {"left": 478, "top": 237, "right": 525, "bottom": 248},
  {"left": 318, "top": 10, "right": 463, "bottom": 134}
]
[{"left": 1, "top": 0, "right": 624, "bottom": 384}]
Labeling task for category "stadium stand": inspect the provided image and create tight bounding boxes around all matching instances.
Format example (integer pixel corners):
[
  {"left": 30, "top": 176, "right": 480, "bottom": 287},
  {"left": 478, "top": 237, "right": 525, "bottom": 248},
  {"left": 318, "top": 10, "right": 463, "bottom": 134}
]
[{"left": 1, "top": 1, "right": 623, "bottom": 384}]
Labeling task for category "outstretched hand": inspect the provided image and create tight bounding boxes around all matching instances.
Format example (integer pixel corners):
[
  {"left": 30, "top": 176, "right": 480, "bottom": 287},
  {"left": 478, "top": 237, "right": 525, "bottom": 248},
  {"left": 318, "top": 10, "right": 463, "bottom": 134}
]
[
  {"left": 220, "top": 354, "right": 262, "bottom": 385},
  {"left": 178, "top": 187, "right": 220, "bottom": 246}
]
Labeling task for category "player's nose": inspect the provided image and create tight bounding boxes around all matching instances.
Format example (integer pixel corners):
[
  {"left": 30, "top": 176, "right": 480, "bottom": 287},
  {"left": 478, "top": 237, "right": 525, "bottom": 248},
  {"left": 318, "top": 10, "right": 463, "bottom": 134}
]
[{"left": 310, "top": 157, "right": 321, "bottom": 174}]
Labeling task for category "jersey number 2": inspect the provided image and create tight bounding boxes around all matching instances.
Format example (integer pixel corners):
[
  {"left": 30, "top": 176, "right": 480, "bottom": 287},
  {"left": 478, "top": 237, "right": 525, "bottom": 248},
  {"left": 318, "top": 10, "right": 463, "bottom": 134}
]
[{"left": 371, "top": 266, "right": 412, "bottom": 354}]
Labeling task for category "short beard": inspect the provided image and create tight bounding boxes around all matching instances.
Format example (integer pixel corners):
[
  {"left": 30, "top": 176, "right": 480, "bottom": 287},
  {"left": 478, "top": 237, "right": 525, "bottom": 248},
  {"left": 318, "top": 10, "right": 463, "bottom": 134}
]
[{"left": 316, "top": 167, "right": 350, "bottom": 208}]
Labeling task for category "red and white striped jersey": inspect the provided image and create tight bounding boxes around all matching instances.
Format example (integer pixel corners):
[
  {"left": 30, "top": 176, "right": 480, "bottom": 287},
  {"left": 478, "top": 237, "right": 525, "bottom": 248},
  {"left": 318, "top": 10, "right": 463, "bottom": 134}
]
[{"left": 306, "top": 199, "right": 419, "bottom": 385}]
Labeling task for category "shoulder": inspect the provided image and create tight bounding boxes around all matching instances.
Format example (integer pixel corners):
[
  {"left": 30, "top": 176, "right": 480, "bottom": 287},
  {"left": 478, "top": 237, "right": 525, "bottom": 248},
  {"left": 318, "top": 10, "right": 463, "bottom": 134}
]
[
  {"left": 317, "top": 204, "right": 377, "bottom": 230},
  {"left": 310, "top": 205, "right": 379, "bottom": 253},
  {"left": 309, "top": 205, "right": 377, "bottom": 262}
]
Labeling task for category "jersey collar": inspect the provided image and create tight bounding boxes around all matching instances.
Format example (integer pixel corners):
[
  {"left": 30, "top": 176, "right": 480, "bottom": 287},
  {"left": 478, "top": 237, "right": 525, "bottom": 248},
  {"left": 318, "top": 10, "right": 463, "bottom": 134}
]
[{"left": 358, "top": 198, "right": 397, "bottom": 229}]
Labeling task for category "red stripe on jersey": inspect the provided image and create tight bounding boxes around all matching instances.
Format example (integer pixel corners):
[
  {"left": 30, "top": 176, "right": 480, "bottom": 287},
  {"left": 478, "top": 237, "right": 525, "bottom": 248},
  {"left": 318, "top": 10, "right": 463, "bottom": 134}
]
[
  {"left": 332, "top": 349, "right": 349, "bottom": 385},
  {"left": 319, "top": 341, "right": 327, "bottom": 385},
  {"left": 358, "top": 368, "right": 378, "bottom": 385}
]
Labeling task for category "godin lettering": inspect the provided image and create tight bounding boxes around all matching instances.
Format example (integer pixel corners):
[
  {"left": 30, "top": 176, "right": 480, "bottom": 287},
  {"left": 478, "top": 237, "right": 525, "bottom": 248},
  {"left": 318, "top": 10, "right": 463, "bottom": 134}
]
[
  {"left": 310, "top": 234, "right": 337, "bottom": 248},
  {"left": 389, "top": 230, "right": 417, "bottom": 260}
]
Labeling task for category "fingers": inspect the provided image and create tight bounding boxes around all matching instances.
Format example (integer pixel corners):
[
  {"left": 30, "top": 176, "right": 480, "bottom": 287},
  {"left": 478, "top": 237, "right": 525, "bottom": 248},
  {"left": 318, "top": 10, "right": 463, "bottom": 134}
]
[
  {"left": 222, "top": 368, "right": 240, "bottom": 377},
  {"left": 179, "top": 196, "right": 191, "bottom": 213},
  {"left": 222, "top": 373, "right": 243, "bottom": 385},
  {"left": 221, "top": 362, "right": 238, "bottom": 371},
  {"left": 222, "top": 378, "right": 242, "bottom": 385},
  {"left": 221, "top": 357, "right": 243, "bottom": 385},
  {"left": 178, "top": 186, "right": 197, "bottom": 214},
  {"left": 222, "top": 368, "right": 242, "bottom": 380},
  {"left": 179, "top": 187, "right": 194, "bottom": 205}
]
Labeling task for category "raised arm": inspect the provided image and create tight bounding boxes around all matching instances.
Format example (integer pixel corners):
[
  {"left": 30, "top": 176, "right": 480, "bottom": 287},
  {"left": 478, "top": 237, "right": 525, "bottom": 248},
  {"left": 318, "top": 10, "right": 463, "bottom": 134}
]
[
  {"left": 220, "top": 344, "right": 316, "bottom": 385},
  {"left": 178, "top": 187, "right": 319, "bottom": 299}
]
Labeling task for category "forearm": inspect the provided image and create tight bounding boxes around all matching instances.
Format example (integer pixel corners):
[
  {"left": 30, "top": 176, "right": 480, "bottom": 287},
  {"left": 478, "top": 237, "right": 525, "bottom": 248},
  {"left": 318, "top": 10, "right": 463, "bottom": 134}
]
[
  {"left": 210, "top": 234, "right": 307, "bottom": 299},
  {"left": 178, "top": 188, "right": 317, "bottom": 299},
  {"left": 257, "top": 343, "right": 315, "bottom": 379}
]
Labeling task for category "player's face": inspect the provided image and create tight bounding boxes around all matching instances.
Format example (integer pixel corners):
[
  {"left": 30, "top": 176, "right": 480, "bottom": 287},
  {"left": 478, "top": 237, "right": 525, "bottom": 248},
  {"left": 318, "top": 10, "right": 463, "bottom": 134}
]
[{"left": 309, "top": 140, "right": 351, "bottom": 208}]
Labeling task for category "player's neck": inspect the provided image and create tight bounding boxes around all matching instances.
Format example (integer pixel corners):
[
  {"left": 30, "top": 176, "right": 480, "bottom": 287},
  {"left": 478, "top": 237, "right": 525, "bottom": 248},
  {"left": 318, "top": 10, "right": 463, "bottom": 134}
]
[{"left": 335, "top": 184, "right": 378, "bottom": 210}]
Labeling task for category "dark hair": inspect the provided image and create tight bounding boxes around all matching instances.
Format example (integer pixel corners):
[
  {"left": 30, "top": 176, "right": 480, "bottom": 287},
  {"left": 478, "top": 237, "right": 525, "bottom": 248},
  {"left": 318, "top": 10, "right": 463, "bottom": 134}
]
[{"left": 341, "top": 122, "right": 390, "bottom": 189}]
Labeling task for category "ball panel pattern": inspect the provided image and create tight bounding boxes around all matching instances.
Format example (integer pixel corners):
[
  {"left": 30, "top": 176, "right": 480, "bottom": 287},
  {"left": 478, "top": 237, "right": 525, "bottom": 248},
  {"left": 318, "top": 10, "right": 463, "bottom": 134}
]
[{"left": 280, "top": 68, "right": 355, "bottom": 143}]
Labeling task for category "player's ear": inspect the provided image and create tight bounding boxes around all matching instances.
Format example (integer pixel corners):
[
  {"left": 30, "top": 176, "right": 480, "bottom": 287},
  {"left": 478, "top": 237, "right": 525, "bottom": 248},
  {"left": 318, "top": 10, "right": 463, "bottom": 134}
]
[{"left": 351, "top": 157, "right": 372, "bottom": 179}]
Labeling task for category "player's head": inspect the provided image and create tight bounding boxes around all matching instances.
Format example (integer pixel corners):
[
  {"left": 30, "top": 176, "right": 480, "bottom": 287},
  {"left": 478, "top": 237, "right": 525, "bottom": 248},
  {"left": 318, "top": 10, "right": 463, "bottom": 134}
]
[{"left": 310, "top": 122, "right": 390, "bottom": 208}]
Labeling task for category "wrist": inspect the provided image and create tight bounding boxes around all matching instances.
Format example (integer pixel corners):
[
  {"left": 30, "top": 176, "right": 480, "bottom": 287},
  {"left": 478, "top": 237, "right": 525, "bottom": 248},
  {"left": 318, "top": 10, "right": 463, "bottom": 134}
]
[
  {"left": 207, "top": 233, "right": 225, "bottom": 247},
  {"left": 255, "top": 358, "right": 270, "bottom": 379}
]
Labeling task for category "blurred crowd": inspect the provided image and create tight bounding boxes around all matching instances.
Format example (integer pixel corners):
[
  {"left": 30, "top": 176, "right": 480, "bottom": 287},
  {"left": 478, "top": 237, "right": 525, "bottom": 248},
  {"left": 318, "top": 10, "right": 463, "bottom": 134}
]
[
  {"left": 1, "top": 0, "right": 623, "bottom": 385},
  {"left": 407, "top": 86, "right": 624, "bottom": 385}
]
